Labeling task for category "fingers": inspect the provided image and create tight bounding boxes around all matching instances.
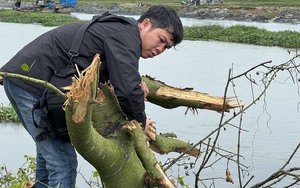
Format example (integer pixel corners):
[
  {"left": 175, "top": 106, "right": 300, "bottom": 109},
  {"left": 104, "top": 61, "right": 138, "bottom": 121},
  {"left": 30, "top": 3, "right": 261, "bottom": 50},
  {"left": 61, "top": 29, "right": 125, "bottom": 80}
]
[
  {"left": 144, "top": 119, "right": 157, "bottom": 142},
  {"left": 147, "top": 131, "right": 156, "bottom": 142},
  {"left": 140, "top": 82, "right": 148, "bottom": 92},
  {"left": 147, "top": 118, "right": 155, "bottom": 125},
  {"left": 140, "top": 82, "right": 149, "bottom": 101},
  {"left": 149, "top": 124, "right": 156, "bottom": 133}
]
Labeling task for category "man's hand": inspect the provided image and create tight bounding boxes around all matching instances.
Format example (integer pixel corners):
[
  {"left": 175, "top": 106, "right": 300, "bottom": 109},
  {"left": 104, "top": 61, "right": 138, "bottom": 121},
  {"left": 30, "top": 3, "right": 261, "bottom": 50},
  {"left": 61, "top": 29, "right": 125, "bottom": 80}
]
[
  {"left": 140, "top": 81, "right": 149, "bottom": 101},
  {"left": 0, "top": 76, "right": 3, "bottom": 85},
  {"left": 143, "top": 119, "right": 156, "bottom": 141}
]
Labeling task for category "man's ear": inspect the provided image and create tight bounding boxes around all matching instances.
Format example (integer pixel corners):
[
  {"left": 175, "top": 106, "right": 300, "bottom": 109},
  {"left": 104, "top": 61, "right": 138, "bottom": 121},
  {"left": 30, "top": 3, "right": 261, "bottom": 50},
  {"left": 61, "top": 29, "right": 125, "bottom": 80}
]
[{"left": 140, "top": 18, "right": 151, "bottom": 30}]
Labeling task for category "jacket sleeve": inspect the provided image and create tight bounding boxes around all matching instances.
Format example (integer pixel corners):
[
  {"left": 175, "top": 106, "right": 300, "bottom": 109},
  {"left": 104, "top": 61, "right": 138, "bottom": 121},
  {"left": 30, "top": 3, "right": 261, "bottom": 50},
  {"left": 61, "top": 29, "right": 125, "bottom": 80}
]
[{"left": 103, "top": 29, "right": 147, "bottom": 127}]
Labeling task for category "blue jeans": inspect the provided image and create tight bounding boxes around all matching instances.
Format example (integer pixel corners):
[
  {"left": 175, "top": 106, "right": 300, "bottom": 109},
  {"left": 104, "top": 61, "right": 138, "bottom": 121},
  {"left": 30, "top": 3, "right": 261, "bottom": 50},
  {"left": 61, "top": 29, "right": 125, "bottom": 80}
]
[{"left": 3, "top": 78, "right": 78, "bottom": 188}]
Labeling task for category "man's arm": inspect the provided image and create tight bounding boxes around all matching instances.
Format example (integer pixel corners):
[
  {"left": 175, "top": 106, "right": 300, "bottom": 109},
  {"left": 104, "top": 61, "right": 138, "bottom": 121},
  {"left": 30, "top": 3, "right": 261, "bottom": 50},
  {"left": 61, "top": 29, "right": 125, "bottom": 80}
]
[{"left": 103, "top": 28, "right": 147, "bottom": 127}]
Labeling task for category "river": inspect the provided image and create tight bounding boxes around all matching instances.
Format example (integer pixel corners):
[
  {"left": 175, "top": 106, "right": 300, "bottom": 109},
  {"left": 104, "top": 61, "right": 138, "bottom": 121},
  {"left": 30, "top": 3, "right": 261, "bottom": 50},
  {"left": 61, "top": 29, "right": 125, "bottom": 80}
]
[{"left": 0, "top": 16, "right": 299, "bottom": 188}]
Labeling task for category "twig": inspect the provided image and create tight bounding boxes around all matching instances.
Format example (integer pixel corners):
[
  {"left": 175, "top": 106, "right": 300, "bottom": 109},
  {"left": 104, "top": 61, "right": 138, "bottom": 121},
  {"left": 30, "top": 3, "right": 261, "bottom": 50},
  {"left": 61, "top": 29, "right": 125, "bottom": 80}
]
[
  {"left": 249, "top": 142, "right": 300, "bottom": 188},
  {"left": 0, "top": 71, "right": 65, "bottom": 100}
]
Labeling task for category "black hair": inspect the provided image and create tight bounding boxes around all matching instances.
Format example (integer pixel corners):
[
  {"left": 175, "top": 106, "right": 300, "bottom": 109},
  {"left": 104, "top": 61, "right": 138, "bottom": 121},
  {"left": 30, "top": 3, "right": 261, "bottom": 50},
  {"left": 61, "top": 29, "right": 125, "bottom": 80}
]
[{"left": 137, "top": 5, "right": 184, "bottom": 47}]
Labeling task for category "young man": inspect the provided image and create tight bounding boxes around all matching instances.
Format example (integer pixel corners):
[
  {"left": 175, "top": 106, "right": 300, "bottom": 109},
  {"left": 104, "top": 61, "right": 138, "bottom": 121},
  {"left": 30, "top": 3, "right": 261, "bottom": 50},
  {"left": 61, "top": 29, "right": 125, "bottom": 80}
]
[{"left": 0, "top": 5, "right": 183, "bottom": 188}]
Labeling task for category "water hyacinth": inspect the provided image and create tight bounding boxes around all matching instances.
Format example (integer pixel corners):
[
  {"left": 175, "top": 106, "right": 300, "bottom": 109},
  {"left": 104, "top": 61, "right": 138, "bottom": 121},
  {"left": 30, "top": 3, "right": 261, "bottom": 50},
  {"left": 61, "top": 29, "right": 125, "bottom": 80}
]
[
  {"left": 0, "top": 103, "right": 19, "bottom": 122},
  {"left": 184, "top": 25, "right": 300, "bottom": 48},
  {"left": 0, "top": 9, "right": 80, "bottom": 26}
]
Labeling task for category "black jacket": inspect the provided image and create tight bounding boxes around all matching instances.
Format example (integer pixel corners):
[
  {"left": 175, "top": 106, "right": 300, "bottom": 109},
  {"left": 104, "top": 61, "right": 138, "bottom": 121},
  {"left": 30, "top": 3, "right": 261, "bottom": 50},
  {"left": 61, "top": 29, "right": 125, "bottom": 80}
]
[{"left": 0, "top": 13, "right": 146, "bottom": 127}]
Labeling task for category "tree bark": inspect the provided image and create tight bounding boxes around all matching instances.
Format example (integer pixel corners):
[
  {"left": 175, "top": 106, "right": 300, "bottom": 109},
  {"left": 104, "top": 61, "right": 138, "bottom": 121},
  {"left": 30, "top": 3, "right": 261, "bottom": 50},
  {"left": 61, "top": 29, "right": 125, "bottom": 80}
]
[
  {"left": 64, "top": 54, "right": 240, "bottom": 187},
  {"left": 65, "top": 54, "right": 178, "bottom": 187},
  {"left": 0, "top": 54, "right": 240, "bottom": 187},
  {"left": 142, "top": 75, "right": 240, "bottom": 112}
]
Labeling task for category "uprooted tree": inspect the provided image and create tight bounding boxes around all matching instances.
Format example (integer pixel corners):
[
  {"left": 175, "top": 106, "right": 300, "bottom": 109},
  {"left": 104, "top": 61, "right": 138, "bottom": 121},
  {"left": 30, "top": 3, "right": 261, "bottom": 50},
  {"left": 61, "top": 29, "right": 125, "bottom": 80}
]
[
  {"left": 0, "top": 53, "right": 241, "bottom": 187},
  {"left": 0, "top": 55, "right": 239, "bottom": 188},
  {"left": 1, "top": 50, "right": 299, "bottom": 187},
  {"left": 63, "top": 54, "right": 241, "bottom": 188}
]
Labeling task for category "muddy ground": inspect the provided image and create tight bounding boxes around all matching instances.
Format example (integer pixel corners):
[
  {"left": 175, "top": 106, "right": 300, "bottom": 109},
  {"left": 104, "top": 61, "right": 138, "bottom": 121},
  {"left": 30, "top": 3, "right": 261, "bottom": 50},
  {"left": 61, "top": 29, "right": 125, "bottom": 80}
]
[{"left": 1, "top": 0, "right": 300, "bottom": 24}]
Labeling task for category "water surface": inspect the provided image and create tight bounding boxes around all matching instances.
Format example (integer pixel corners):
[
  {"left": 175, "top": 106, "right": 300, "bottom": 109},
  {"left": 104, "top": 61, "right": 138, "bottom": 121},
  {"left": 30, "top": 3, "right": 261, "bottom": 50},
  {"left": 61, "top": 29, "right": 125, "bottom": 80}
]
[{"left": 72, "top": 12, "right": 300, "bottom": 31}]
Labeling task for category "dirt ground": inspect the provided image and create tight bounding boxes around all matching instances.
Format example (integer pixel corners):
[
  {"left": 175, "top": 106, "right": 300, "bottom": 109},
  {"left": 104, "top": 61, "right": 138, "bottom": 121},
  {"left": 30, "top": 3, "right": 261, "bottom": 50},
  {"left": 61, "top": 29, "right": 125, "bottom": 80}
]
[
  {"left": 226, "top": 6, "right": 300, "bottom": 15},
  {"left": 176, "top": 5, "right": 300, "bottom": 23},
  {"left": 1, "top": 0, "right": 300, "bottom": 23}
]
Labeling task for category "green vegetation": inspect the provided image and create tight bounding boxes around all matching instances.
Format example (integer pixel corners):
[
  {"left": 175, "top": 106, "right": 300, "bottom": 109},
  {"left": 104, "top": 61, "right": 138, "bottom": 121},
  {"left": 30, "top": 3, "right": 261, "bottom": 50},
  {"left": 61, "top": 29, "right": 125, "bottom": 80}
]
[
  {"left": 184, "top": 25, "right": 300, "bottom": 48},
  {"left": 0, "top": 155, "right": 35, "bottom": 188},
  {"left": 0, "top": 9, "right": 80, "bottom": 26},
  {"left": 0, "top": 103, "right": 19, "bottom": 122},
  {"left": 224, "top": 0, "right": 300, "bottom": 7},
  {"left": 0, "top": 155, "right": 102, "bottom": 188},
  {"left": 1, "top": 0, "right": 300, "bottom": 48},
  {"left": 0, "top": 8, "right": 299, "bottom": 48}
]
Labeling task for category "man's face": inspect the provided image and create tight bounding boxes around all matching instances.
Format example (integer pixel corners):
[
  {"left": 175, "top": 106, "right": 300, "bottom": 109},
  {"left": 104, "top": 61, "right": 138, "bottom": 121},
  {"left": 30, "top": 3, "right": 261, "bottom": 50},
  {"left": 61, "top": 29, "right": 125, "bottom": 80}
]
[{"left": 139, "top": 18, "right": 174, "bottom": 59}]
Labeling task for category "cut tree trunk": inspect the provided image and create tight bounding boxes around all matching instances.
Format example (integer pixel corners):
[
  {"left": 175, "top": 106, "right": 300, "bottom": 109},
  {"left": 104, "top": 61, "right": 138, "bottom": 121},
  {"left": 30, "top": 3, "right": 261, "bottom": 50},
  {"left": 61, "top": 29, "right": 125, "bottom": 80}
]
[
  {"left": 64, "top": 54, "right": 241, "bottom": 187},
  {"left": 142, "top": 75, "right": 240, "bottom": 113},
  {"left": 0, "top": 53, "right": 241, "bottom": 187}
]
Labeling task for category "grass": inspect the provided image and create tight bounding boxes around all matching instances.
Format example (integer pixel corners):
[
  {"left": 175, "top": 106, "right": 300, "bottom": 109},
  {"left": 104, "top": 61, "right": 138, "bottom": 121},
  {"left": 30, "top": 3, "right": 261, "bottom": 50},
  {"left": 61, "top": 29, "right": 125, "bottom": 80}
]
[
  {"left": 224, "top": 0, "right": 300, "bottom": 7},
  {"left": 0, "top": 9, "right": 80, "bottom": 26},
  {"left": 184, "top": 25, "right": 300, "bottom": 48},
  {"left": 1, "top": 8, "right": 299, "bottom": 48}
]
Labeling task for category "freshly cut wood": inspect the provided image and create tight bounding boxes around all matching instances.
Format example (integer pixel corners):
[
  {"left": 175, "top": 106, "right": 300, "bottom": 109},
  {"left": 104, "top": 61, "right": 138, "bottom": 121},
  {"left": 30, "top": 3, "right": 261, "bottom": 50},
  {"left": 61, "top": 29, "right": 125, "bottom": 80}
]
[{"left": 143, "top": 76, "right": 241, "bottom": 113}]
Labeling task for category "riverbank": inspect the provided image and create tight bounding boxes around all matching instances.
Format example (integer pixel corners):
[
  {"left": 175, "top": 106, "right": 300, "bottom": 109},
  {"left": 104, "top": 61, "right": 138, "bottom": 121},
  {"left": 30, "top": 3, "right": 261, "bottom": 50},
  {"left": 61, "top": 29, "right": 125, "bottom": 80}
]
[
  {"left": 76, "top": 5, "right": 300, "bottom": 24},
  {"left": 1, "top": 0, "right": 300, "bottom": 24},
  {"left": 1, "top": 1, "right": 300, "bottom": 48}
]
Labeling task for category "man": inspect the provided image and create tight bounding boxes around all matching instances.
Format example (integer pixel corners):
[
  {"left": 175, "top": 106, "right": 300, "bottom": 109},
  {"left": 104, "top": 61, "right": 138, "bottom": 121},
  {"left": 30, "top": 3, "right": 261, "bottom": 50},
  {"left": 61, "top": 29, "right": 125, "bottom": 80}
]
[{"left": 0, "top": 5, "right": 183, "bottom": 188}]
